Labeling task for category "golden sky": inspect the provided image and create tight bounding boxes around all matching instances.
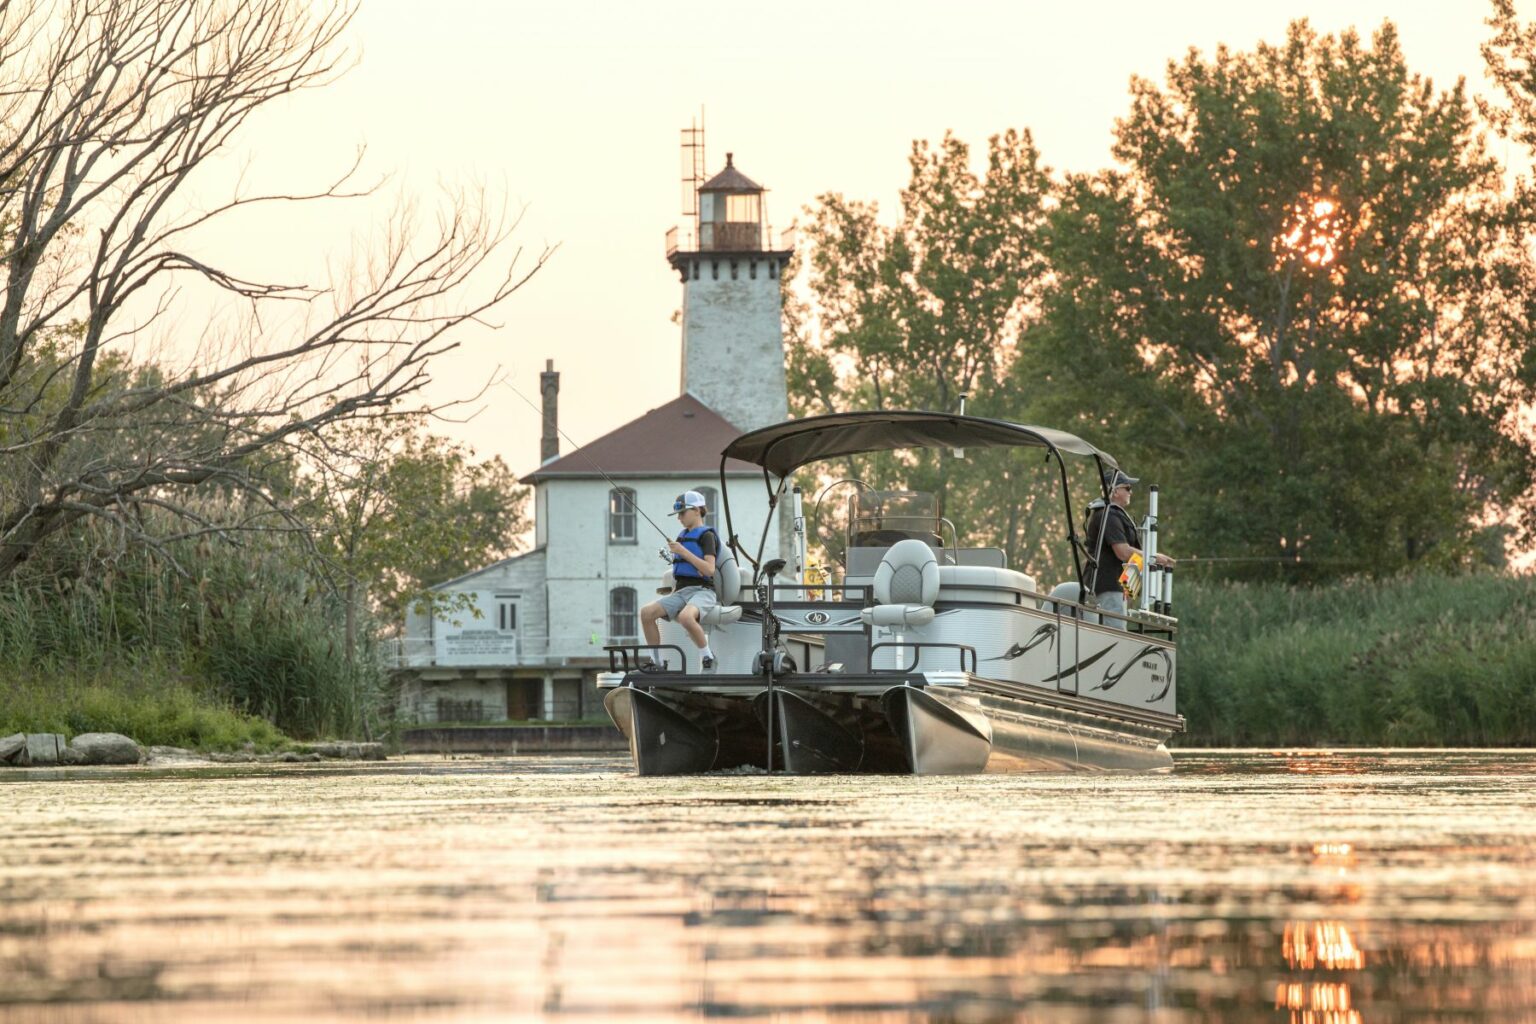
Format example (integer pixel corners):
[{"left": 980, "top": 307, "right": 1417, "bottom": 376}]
[{"left": 209, "top": 0, "right": 1528, "bottom": 478}]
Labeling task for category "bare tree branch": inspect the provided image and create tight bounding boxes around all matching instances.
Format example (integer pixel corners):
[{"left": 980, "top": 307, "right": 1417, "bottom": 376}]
[{"left": 0, "top": 0, "right": 550, "bottom": 577}]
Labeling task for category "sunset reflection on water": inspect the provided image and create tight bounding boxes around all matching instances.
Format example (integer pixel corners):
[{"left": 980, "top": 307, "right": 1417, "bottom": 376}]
[{"left": 0, "top": 750, "right": 1534, "bottom": 1021}]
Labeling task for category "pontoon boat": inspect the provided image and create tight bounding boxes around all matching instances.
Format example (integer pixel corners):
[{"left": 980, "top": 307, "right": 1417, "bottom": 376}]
[{"left": 600, "top": 412, "right": 1183, "bottom": 775}]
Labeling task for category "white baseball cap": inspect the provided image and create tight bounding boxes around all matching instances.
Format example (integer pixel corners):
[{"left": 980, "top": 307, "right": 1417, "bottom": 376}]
[{"left": 669, "top": 490, "right": 707, "bottom": 515}]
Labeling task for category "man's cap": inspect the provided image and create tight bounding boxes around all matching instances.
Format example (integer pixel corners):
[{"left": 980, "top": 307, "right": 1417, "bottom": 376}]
[
  {"left": 1107, "top": 470, "right": 1139, "bottom": 490},
  {"left": 669, "top": 490, "right": 707, "bottom": 515}
]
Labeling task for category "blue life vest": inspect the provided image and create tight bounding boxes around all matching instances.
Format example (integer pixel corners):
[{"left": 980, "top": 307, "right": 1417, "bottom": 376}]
[{"left": 672, "top": 526, "right": 717, "bottom": 586}]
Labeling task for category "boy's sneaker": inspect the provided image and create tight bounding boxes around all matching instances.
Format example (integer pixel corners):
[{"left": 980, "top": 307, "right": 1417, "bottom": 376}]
[
  {"left": 701, "top": 654, "right": 716, "bottom": 671},
  {"left": 637, "top": 660, "right": 667, "bottom": 674}
]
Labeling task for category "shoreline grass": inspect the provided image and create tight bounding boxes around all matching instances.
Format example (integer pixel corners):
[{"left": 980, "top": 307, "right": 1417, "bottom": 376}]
[
  {"left": 0, "top": 669, "right": 291, "bottom": 752},
  {"left": 1174, "top": 572, "right": 1536, "bottom": 747}
]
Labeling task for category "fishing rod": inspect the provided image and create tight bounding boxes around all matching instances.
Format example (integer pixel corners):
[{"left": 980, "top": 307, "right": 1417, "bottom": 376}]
[
  {"left": 500, "top": 378, "right": 676, "bottom": 561},
  {"left": 1178, "top": 555, "right": 1370, "bottom": 567}
]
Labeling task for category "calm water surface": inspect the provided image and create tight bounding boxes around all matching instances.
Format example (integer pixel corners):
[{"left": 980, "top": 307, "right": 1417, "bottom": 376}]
[{"left": 1, "top": 750, "right": 1534, "bottom": 1022}]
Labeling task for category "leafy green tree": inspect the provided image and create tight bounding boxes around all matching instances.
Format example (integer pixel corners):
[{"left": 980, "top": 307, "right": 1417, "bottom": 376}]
[
  {"left": 1482, "top": 0, "right": 1536, "bottom": 555},
  {"left": 1481, "top": 0, "right": 1536, "bottom": 151},
  {"left": 306, "top": 413, "right": 529, "bottom": 658},
  {"left": 791, "top": 129, "right": 1048, "bottom": 416},
  {"left": 1017, "top": 20, "right": 1536, "bottom": 577},
  {"left": 789, "top": 131, "right": 1072, "bottom": 575}
]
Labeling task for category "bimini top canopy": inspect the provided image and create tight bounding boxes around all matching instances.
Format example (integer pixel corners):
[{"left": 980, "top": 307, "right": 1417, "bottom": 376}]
[{"left": 722, "top": 411, "right": 1118, "bottom": 479}]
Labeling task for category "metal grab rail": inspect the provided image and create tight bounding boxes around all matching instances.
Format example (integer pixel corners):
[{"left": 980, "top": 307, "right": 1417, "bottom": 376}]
[
  {"left": 755, "top": 582, "right": 872, "bottom": 603},
  {"left": 869, "top": 642, "right": 978, "bottom": 674},
  {"left": 604, "top": 644, "right": 689, "bottom": 673},
  {"left": 937, "top": 517, "right": 960, "bottom": 566}
]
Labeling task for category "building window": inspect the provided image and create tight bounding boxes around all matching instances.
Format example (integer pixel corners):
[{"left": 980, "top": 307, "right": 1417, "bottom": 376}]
[
  {"left": 696, "top": 486, "right": 718, "bottom": 530},
  {"left": 497, "top": 600, "right": 517, "bottom": 632},
  {"left": 609, "top": 488, "right": 636, "bottom": 543},
  {"left": 609, "top": 586, "right": 638, "bottom": 643}
]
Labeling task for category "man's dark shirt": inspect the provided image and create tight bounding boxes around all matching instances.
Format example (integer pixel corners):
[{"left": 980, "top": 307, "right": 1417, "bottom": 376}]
[{"left": 1086, "top": 504, "right": 1138, "bottom": 595}]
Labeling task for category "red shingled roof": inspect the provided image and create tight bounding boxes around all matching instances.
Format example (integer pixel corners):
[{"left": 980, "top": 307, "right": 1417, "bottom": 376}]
[{"left": 522, "top": 393, "right": 763, "bottom": 482}]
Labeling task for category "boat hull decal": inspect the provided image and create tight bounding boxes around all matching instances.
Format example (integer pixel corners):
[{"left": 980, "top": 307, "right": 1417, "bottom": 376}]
[
  {"left": 985, "top": 623, "right": 1056, "bottom": 662},
  {"left": 1039, "top": 643, "right": 1114, "bottom": 684},
  {"left": 1093, "top": 643, "right": 1167, "bottom": 693}
]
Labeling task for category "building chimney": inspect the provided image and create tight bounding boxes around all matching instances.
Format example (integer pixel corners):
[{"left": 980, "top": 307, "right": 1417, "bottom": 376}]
[{"left": 539, "top": 359, "right": 559, "bottom": 463}]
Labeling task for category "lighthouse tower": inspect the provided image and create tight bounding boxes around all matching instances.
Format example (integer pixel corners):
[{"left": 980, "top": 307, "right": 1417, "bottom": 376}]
[{"left": 667, "top": 152, "right": 791, "bottom": 432}]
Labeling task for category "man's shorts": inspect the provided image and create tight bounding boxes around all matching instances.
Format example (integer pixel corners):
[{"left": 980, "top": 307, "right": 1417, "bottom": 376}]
[{"left": 657, "top": 584, "right": 718, "bottom": 620}]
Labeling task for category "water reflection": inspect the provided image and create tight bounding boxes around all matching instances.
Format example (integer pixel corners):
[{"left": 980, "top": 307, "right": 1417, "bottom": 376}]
[
  {"left": 1275, "top": 981, "right": 1361, "bottom": 1024},
  {"left": 0, "top": 751, "right": 1534, "bottom": 1021},
  {"left": 1284, "top": 921, "right": 1365, "bottom": 971}
]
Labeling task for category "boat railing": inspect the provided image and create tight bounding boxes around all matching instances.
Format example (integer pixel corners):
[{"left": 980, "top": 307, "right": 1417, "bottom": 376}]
[
  {"left": 870, "top": 642, "right": 977, "bottom": 674},
  {"left": 1033, "top": 587, "right": 1178, "bottom": 636},
  {"left": 755, "top": 581, "right": 871, "bottom": 604},
  {"left": 604, "top": 643, "right": 689, "bottom": 673}
]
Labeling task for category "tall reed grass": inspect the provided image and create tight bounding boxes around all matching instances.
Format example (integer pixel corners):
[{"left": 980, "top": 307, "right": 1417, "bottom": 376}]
[
  {"left": 1175, "top": 573, "right": 1536, "bottom": 746},
  {"left": 0, "top": 510, "right": 383, "bottom": 745}
]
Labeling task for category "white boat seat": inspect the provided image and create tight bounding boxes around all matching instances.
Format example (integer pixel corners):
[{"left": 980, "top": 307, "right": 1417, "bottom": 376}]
[
  {"left": 699, "top": 554, "right": 744, "bottom": 626},
  {"left": 859, "top": 539, "right": 939, "bottom": 628},
  {"left": 937, "top": 565, "right": 1037, "bottom": 592},
  {"left": 1048, "top": 581, "right": 1091, "bottom": 621}
]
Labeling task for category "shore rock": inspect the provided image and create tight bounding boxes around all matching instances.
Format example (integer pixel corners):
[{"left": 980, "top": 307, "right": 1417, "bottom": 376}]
[
  {"left": 24, "top": 734, "right": 66, "bottom": 766},
  {"left": 301, "top": 741, "right": 386, "bottom": 761},
  {"left": 67, "top": 733, "right": 144, "bottom": 765},
  {"left": 0, "top": 733, "right": 24, "bottom": 765},
  {"left": 145, "top": 746, "right": 202, "bottom": 763}
]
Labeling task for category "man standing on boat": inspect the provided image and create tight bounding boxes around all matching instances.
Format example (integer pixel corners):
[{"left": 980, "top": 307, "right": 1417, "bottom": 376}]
[
  {"left": 1087, "top": 470, "right": 1175, "bottom": 626},
  {"left": 640, "top": 490, "right": 720, "bottom": 669}
]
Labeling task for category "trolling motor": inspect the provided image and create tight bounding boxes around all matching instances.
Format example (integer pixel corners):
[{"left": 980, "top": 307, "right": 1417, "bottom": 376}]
[
  {"left": 754, "top": 559, "right": 795, "bottom": 676},
  {"left": 755, "top": 558, "right": 796, "bottom": 773}
]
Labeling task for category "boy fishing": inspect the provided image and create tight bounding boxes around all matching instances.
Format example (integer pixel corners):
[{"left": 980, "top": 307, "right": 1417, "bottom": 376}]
[{"left": 639, "top": 490, "right": 719, "bottom": 669}]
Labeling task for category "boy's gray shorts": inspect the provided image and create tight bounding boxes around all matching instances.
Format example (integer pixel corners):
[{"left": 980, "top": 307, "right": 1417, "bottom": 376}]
[{"left": 656, "top": 585, "right": 718, "bottom": 620}]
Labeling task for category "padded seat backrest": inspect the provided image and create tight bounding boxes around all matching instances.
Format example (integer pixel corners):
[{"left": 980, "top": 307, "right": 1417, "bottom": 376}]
[
  {"left": 1048, "top": 581, "right": 1086, "bottom": 618},
  {"left": 873, "top": 539, "right": 940, "bottom": 607},
  {"left": 714, "top": 554, "right": 742, "bottom": 604}
]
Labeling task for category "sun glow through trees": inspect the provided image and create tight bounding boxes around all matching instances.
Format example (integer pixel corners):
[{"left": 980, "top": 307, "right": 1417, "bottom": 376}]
[{"left": 1279, "top": 198, "right": 1344, "bottom": 267}]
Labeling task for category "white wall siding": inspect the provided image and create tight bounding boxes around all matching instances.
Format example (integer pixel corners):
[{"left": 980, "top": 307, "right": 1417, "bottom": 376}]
[{"left": 402, "top": 549, "right": 548, "bottom": 668}]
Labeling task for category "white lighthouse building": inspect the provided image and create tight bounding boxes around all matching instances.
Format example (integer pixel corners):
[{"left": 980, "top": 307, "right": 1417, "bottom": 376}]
[
  {"left": 668, "top": 153, "right": 792, "bottom": 433},
  {"left": 393, "top": 149, "right": 792, "bottom": 725}
]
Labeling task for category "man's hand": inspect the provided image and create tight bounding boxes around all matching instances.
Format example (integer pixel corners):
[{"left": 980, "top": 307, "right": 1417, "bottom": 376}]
[{"left": 1154, "top": 553, "right": 1176, "bottom": 567}]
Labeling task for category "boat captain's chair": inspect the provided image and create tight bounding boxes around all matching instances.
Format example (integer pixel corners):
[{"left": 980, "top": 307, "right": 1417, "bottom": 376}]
[
  {"left": 859, "top": 539, "right": 939, "bottom": 628},
  {"left": 698, "top": 553, "right": 744, "bottom": 627}
]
